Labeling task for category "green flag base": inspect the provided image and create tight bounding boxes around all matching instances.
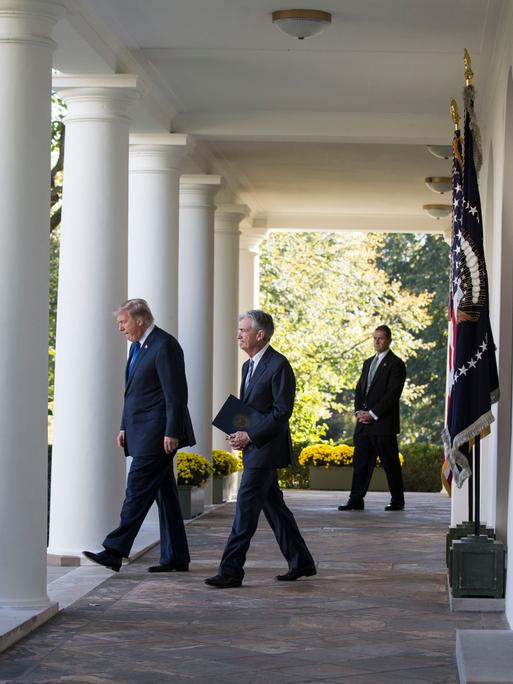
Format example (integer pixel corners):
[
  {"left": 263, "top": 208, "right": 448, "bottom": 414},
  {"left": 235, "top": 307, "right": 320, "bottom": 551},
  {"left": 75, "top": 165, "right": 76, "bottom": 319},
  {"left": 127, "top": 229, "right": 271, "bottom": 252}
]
[
  {"left": 446, "top": 522, "right": 495, "bottom": 571},
  {"left": 450, "top": 535, "right": 505, "bottom": 598}
]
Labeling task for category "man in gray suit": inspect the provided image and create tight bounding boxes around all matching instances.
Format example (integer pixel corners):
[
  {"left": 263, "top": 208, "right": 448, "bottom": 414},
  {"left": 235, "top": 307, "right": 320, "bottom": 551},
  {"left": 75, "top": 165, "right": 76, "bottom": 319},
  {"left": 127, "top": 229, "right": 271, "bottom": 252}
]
[
  {"left": 205, "top": 310, "right": 315, "bottom": 588},
  {"left": 84, "top": 298, "right": 195, "bottom": 572}
]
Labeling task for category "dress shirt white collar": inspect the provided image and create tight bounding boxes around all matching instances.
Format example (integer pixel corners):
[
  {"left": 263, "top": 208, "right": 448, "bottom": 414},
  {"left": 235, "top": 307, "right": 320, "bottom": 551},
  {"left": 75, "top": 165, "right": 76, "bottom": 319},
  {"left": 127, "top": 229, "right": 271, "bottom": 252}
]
[
  {"left": 137, "top": 323, "right": 155, "bottom": 348},
  {"left": 249, "top": 342, "right": 270, "bottom": 372},
  {"left": 374, "top": 349, "right": 390, "bottom": 366}
]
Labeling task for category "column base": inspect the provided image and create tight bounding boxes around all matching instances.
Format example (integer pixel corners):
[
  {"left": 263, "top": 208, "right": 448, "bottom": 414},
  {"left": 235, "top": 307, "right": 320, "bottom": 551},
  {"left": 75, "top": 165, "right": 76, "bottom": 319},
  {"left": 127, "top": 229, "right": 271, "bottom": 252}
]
[
  {"left": 47, "top": 521, "right": 161, "bottom": 567},
  {"left": 47, "top": 554, "right": 81, "bottom": 567},
  {"left": 0, "top": 602, "right": 58, "bottom": 655}
]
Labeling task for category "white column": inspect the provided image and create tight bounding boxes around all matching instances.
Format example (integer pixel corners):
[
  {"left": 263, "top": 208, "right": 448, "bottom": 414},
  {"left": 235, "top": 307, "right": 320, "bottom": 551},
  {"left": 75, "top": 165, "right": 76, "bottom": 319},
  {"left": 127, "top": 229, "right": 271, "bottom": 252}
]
[
  {"left": 128, "top": 135, "right": 191, "bottom": 334},
  {"left": 179, "top": 175, "right": 222, "bottom": 504},
  {"left": 48, "top": 75, "right": 138, "bottom": 561},
  {"left": 213, "top": 204, "right": 249, "bottom": 449},
  {"left": 0, "top": 0, "right": 64, "bottom": 607},
  {"left": 128, "top": 134, "right": 190, "bottom": 512},
  {"left": 238, "top": 227, "right": 268, "bottom": 369},
  {"left": 239, "top": 227, "right": 268, "bottom": 311}
]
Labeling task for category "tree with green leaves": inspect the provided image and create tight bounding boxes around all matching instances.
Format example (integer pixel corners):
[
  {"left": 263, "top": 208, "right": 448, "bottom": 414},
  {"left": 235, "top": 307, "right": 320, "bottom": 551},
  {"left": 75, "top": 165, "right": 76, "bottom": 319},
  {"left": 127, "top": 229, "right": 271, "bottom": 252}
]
[
  {"left": 259, "top": 231, "right": 437, "bottom": 444},
  {"left": 49, "top": 94, "right": 65, "bottom": 414},
  {"left": 376, "top": 233, "right": 449, "bottom": 441}
]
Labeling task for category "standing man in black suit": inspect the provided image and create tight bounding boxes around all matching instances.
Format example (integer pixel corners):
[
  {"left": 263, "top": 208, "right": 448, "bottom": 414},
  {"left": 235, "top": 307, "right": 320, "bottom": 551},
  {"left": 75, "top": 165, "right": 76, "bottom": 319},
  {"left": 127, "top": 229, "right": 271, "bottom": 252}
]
[
  {"left": 205, "top": 310, "right": 315, "bottom": 588},
  {"left": 338, "top": 325, "right": 406, "bottom": 512},
  {"left": 84, "top": 299, "right": 195, "bottom": 572}
]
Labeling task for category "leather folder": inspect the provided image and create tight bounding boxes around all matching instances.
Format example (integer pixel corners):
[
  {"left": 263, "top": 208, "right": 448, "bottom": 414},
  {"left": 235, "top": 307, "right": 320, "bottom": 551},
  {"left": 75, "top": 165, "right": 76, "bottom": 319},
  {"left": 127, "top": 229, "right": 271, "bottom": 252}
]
[{"left": 212, "top": 394, "right": 263, "bottom": 434}]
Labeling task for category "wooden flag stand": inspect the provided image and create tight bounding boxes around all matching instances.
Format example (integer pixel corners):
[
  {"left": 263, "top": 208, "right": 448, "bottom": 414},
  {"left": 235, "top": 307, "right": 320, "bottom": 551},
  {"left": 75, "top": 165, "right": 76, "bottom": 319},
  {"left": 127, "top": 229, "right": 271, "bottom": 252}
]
[{"left": 448, "top": 437, "right": 505, "bottom": 598}]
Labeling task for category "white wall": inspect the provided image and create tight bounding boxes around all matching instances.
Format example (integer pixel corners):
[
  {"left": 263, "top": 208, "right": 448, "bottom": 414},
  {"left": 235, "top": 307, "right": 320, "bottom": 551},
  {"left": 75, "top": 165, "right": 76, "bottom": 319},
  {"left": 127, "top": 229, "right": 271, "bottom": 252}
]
[{"left": 479, "top": 4, "right": 513, "bottom": 623}]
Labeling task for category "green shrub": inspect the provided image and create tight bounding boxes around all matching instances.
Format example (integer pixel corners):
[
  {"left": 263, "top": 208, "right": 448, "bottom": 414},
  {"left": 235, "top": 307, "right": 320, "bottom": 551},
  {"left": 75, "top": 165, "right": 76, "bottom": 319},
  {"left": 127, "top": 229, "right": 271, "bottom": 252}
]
[
  {"left": 212, "top": 449, "right": 241, "bottom": 476},
  {"left": 299, "top": 443, "right": 355, "bottom": 468},
  {"left": 177, "top": 452, "right": 213, "bottom": 487},
  {"left": 297, "top": 442, "right": 404, "bottom": 469},
  {"left": 278, "top": 464, "right": 310, "bottom": 489},
  {"left": 279, "top": 438, "right": 310, "bottom": 489},
  {"left": 401, "top": 442, "right": 442, "bottom": 492}
]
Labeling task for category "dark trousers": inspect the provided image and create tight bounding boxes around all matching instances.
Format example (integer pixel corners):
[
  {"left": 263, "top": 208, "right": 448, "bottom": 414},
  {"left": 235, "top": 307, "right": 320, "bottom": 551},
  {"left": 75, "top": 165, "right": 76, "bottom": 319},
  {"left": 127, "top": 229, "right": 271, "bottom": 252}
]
[
  {"left": 350, "top": 434, "right": 404, "bottom": 505},
  {"left": 103, "top": 452, "right": 190, "bottom": 565},
  {"left": 219, "top": 467, "right": 314, "bottom": 579}
]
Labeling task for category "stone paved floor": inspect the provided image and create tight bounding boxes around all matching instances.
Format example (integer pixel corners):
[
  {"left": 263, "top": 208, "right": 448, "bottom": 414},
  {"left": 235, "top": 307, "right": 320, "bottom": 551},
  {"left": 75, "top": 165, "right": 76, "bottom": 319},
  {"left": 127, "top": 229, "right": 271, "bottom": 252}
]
[{"left": 0, "top": 491, "right": 507, "bottom": 683}]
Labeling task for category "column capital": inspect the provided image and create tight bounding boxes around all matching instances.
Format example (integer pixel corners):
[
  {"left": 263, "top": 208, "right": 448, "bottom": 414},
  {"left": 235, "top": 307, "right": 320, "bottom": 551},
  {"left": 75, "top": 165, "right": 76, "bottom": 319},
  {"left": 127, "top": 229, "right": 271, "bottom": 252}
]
[
  {"left": 129, "top": 134, "right": 193, "bottom": 173},
  {"left": 215, "top": 204, "right": 250, "bottom": 235},
  {"left": 180, "top": 174, "right": 223, "bottom": 208},
  {"left": 53, "top": 74, "right": 139, "bottom": 123},
  {"left": 240, "top": 226, "right": 269, "bottom": 252},
  {"left": 0, "top": 1, "right": 65, "bottom": 48}
]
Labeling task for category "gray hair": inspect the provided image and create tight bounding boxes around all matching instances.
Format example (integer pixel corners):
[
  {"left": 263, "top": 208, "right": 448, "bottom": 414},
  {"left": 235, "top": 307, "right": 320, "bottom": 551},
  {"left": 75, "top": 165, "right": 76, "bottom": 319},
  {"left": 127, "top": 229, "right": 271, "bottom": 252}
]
[
  {"left": 239, "top": 309, "right": 274, "bottom": 342},
  {"left": 115, "top": 298, "right": 154, "bottom": 325}
]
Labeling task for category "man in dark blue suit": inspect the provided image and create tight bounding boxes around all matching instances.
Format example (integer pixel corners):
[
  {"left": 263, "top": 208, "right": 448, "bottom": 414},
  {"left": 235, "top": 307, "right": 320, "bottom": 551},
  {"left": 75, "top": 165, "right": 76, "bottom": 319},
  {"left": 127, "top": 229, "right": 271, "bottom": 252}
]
[
  {"left": 205, "top": 310, "right": 315, "bottom": 588},
  {"left": 338, "top": 325, "right": 406, "bottom": 512},
  {"left": 84, "top": 299, "right": 195, "bottom": 572}
]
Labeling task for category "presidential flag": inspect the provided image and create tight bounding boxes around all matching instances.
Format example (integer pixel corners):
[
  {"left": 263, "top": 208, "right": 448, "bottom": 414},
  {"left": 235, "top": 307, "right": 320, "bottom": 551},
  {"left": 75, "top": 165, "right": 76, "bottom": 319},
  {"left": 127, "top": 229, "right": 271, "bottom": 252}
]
[
  {"left": 441, "top": 125, "right": 463, "bottom": 495},
  {"left": 441, "top": 86, "right": 500, "bottom": 489}
]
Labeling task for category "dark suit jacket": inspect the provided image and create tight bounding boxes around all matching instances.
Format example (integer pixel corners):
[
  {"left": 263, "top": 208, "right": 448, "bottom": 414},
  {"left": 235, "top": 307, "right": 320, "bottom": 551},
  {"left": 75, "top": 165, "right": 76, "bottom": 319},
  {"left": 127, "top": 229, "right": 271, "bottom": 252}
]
[
  {"left": 121, "top": 326, "right": 195, "bottom": 457},
  {"left": 240, "top": 346, "right": 296, "bottom": 469},
  {"left": 354, "top": 349, "right": 406, "bottom": 436}
]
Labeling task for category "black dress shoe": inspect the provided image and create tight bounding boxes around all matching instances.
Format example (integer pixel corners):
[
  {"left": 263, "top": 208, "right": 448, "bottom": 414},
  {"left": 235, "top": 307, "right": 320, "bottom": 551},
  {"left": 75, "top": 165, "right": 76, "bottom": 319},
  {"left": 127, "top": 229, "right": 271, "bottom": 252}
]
[
  {"left": 83, "top": 549, "right": 122, "bottom": 572},
  {"left": 276, "top": 566, "right": 317, "bottom": 581},
  {"left": 337, "top": 501, "right": 364, "bottom": 511},
  {"left": 148, "top": 563, "right": 189, "bottom": 573},
  {"left": 385, "top": 503, "right": 405, "bottom": 511},
  {"left": 204, "top": 574, "right": 242, "bottom": 588}
]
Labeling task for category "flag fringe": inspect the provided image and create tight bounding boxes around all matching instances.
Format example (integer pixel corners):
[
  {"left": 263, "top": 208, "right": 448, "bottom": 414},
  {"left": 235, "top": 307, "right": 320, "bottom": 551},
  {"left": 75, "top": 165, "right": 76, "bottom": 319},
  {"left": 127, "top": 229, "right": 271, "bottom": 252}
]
[
  {"left": 441, "top": 409, "right": 495, "bottom": 487},
  {"left": 463, "top": 84, "right": 482, "bottom": 174}
]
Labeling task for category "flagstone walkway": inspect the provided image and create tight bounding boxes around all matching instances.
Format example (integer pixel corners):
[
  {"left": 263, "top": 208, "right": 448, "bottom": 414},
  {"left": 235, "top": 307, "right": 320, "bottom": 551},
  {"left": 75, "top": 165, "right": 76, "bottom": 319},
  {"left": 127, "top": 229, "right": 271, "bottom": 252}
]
[{"left": 0, "top": 491, "right": 507, "bottom": 683}]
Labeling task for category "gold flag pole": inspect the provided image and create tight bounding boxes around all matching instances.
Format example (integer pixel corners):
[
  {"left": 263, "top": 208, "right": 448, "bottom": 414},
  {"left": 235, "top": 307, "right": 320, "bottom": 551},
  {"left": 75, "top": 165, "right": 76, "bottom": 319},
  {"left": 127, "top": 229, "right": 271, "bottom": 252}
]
[
  {"left": 462, "top": 48, "right": 482, "bottom": 173},
  {"left": 450, "top": 99, "right": 463, "bottom": 168},
  {"left": 464, "top": 48, "right": 474, "bottom": 87},
  {"left": 450, "top": 99, "right": 461, "bottom": 131}
]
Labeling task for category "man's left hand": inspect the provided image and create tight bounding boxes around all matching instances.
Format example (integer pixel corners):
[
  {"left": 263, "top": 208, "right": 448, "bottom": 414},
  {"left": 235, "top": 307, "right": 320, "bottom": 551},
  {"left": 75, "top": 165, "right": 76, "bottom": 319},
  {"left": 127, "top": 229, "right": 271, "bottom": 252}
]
[
  {"left": 229, "top": 431, "right": 250, "bottom": 450},
  {"left": 164, "top": 436, "right": 179, "bottom": 454},
  {"left": 356, "top": 410, "right": 374, "bottom": 424}
]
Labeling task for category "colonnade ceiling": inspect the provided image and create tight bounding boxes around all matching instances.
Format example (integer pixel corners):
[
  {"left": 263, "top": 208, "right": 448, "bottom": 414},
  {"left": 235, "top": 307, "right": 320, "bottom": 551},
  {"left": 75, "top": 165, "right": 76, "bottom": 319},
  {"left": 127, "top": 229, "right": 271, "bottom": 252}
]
[{"left": 55, "top": 0, "right": 505, "bottom": 233}]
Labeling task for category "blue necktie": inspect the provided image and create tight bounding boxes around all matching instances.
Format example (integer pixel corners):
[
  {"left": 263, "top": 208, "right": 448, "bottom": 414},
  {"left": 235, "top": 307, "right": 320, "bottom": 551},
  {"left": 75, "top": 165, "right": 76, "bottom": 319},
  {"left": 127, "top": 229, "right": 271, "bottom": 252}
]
[
  {"left": 128, "top": 341, "right": 141, "bottom": 377},
  {"left": 244, "top": 359, "right": 254, "bottom": 392}
]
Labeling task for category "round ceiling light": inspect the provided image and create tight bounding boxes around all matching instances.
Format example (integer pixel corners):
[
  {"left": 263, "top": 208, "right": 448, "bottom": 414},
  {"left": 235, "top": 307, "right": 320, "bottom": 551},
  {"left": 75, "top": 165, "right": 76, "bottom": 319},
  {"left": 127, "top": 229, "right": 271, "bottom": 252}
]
[
  {"left": 422, "top": 204, "right": 452, "bottom": 220},
  {"left": 425, "top": 176, "right": 451, "bottom": 194},
  {"left": 272, "top": 9, "right": 332, "bottom": 40},
  {"left": 426, "top": 145, "right": 452, "bottom": 160}
]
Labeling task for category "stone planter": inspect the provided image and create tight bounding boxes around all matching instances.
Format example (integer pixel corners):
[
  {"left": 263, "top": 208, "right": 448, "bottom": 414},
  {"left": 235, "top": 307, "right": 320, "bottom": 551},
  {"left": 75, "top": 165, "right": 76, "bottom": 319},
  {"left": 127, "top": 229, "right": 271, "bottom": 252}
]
[
  {"left": 308, "top": 466, "right": 389, "bottom": 491},
  {"left": 212, "top": 475, "right": 228, "bottom": 504},
  {"left": 178, "top": 485, "right": 205, "bottom": 519},
  {"left": 212, "top": 471, "right": 242, "bottom": 504}
]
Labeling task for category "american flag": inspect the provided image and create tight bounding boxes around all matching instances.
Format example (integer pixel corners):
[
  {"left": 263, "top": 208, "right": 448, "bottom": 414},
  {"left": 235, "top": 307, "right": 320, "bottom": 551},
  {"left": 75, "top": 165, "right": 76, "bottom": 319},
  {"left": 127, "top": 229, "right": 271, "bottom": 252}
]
[{"left": 441, "top": 87, "right": 500, "bottom": 490}]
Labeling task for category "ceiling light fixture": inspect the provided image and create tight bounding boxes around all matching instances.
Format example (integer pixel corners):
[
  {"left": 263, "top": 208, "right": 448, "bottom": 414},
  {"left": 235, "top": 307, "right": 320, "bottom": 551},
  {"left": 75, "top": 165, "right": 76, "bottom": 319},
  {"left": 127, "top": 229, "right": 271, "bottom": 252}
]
[
  {"left": 272, "top": 9, "right": 332, "bottom": 40},
  {"left": 422, "top": 204, "right": 452, "bottom": 220},
  {"left": 425, "top": 176, "right": 452, "bottom": 194},
  {"left": 426, "top": 145, "right": 452, "bottom": 160}
]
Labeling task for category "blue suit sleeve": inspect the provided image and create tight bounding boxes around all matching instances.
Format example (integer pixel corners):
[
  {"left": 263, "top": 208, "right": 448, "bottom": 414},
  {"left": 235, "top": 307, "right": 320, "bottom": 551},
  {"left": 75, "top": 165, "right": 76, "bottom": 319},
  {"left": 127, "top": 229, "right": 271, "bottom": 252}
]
[
  {"left": 247, "top": 359, "right": 295, "bottom": 447},
  {"left": 155, "top": 338, "right": 188, "bottom": 438}
]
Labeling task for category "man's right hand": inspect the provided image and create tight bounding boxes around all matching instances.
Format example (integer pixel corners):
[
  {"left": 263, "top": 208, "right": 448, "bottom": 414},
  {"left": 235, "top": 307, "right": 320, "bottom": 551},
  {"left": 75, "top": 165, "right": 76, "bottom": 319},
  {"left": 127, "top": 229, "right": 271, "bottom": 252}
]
[{"left": 117, "top": 431, "right": 126, "bottom": 449}]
